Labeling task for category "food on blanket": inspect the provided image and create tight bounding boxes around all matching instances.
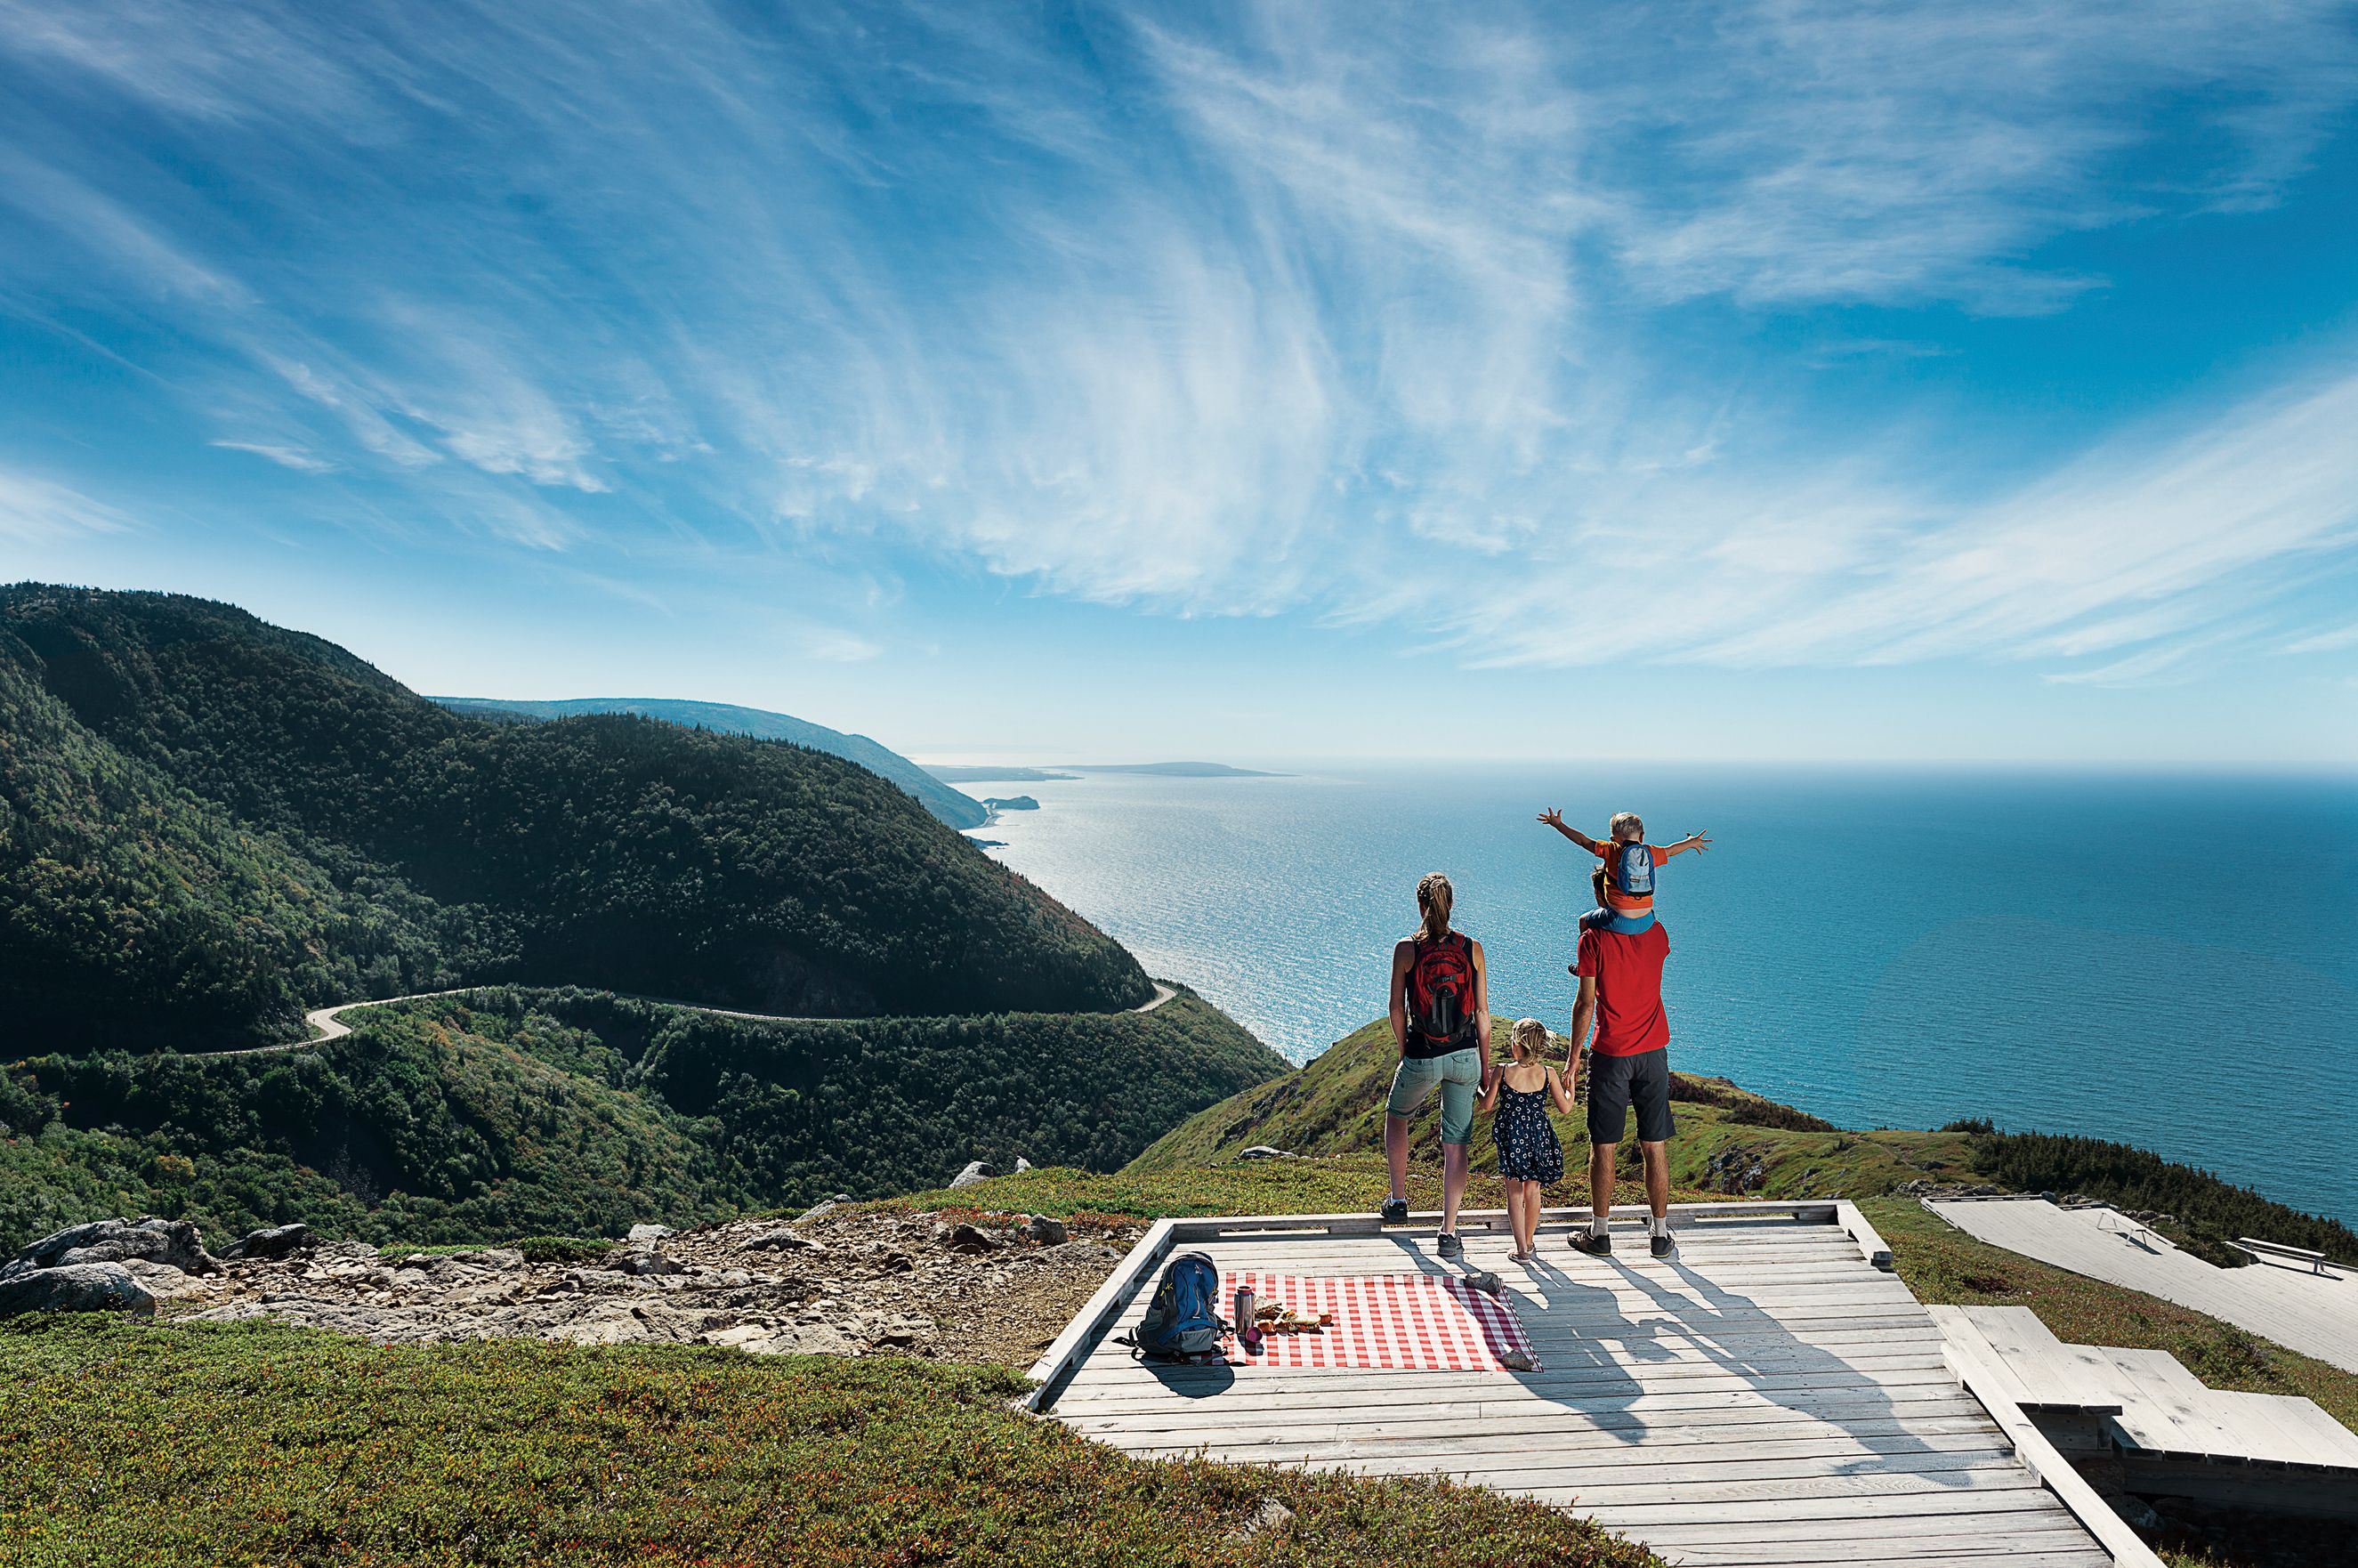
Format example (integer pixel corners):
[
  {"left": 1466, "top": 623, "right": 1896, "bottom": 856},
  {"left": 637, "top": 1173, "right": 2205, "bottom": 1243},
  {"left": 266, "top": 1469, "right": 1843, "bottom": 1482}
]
[{"left": 1249, "top": 1303, "right": 1336, "bottom": 1335}]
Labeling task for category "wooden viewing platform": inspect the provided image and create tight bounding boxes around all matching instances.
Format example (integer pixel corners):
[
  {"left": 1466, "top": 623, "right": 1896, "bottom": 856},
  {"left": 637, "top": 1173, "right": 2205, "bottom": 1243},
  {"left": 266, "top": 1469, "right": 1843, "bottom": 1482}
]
[{"left": 1029, "top": 1201, "right": 2160, "bottom": 1566}]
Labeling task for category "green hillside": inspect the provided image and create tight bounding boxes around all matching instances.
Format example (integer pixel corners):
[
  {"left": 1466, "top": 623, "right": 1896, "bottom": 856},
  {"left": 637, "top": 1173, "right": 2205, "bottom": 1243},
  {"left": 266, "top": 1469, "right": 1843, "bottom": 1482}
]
[
  {"left": 0, "top": 585, "right": 1148, "bottom": 1048},
  {"left": 0, "top": 985, "right": 1285, "bottom": 1254},
  {"left": 434, "top": 695, "right": 989, "bottom": 830}
]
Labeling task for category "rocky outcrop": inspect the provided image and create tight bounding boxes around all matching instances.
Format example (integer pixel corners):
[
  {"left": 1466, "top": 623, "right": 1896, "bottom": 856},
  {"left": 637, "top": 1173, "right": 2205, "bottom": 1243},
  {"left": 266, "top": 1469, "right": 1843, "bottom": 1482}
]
[
  {"left": 0, "top": 1261, "right": 156, "bottom": 1317},
  {"left": 156, "top": 1208, "right": 1139, "bottom": 1368},
  {"left": 16, "top": 1216, "right": 222, "bottom": 1276}
]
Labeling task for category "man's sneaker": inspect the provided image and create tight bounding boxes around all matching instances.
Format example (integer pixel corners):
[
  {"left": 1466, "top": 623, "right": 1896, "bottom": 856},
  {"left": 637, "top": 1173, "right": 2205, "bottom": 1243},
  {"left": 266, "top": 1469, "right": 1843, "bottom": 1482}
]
[
  {"left": 1436, "top": 1232, "right": 1465, "bottom": 1262},
  {"left": 1569, "top": 1230, "right": 1612, "bottom": 1257},
  {"left": 1379, "top": 1198, "right": 1409, "bottom": 1225},
  {"left": 1650, "top": 1231, "right": 1676, "bottom": 1259}
]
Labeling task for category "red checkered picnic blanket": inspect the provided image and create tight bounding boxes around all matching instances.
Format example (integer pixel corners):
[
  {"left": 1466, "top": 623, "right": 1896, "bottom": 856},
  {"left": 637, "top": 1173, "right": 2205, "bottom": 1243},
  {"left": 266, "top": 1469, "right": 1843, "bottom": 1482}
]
[{"left": 1220, "top": 1271, "right": 1539, "bottom": 1372}]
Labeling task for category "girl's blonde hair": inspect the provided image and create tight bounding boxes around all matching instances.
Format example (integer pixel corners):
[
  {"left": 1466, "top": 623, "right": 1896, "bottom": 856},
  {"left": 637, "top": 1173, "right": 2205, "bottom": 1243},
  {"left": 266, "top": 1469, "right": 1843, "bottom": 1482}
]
[
  {"left": 1414, "top": 871, "right": 1454, "bottom": 943},
  {"left": 1510, "top": 1017, "right": 1548, "bottom": 1058}
]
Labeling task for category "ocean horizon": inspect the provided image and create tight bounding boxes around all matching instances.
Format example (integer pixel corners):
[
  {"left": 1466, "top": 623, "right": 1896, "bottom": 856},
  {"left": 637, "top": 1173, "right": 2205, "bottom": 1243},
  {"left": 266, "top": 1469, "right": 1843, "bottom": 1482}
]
[{"left": 978, "top": 764, "right": 2358, "bottom": 1225}]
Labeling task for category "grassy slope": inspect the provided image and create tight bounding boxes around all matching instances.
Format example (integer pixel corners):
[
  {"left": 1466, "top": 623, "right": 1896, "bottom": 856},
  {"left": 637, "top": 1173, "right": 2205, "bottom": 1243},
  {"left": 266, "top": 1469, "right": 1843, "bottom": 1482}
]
[
  {"left": 1130, "top": 1015, "right": 1982, "bottom": 1200},
  {"left": 0, "top": 1316, "right": 1660, "bottom": 1568}
]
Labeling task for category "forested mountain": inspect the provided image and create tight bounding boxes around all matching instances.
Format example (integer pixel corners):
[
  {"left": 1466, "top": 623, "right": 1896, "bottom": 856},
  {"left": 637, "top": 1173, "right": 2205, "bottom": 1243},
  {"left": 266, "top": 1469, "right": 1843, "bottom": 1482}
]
[
  {"left": 0, "top": 987, "right": 1287, "bottom": 1252},
  {"left": 434, "top": 696, "right": 988, "bottom": 830},
  {"left": 0, "top": 586, "right": 1148, "bottom": 1049}
]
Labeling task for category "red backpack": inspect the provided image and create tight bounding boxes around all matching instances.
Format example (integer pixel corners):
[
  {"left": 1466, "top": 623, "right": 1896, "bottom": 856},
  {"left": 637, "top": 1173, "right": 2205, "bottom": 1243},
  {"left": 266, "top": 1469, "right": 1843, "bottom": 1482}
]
[{"left": 1407, "top": 933, "right": 1476, "bottom": 1051}]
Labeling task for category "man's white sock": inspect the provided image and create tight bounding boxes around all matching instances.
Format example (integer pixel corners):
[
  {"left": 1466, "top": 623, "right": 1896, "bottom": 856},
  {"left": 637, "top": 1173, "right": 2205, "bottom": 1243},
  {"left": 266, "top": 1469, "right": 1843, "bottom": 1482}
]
[
  {"left": 1589, "top": 1213, "right": 1610, "bottom": 1238},
  {"left": 1648, "top": 1213, "right": 1671, "bottom": 1238}
]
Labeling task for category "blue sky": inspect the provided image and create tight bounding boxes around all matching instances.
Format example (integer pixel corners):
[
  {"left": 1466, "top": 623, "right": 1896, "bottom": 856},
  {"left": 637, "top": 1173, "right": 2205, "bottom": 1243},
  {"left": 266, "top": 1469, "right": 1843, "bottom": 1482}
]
[{"left": 3, "top": 0, "right": 2355, "bottom": 765}]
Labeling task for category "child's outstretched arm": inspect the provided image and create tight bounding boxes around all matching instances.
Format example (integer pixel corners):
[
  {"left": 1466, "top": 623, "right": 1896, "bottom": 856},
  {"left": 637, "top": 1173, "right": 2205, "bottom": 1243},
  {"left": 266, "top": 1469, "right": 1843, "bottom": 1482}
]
[
  {"left": 1545, "top": 1063, "right": 1577, "bottom": 1116},
  {"left": 1538, "top": 807, "right": 1603, "bottom": 854},
  {"left": 1661, "top": 829, "right": 1713, "bottom": 858}
]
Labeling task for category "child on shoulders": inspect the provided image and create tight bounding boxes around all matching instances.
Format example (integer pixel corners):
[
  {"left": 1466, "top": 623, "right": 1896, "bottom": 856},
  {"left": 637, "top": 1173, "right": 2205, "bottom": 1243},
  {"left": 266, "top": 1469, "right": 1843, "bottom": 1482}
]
[
  {"left": 1537, "top": 808, "right": 1710, "bottom": 933},
  {"left": 1478, "top": 1018, "right": 1576, "bottom": 1263}
]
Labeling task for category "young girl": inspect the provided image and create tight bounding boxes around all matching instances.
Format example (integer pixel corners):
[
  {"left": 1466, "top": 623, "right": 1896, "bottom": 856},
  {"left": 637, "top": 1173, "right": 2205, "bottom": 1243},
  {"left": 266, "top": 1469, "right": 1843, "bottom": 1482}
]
[{"left": 1479, "top": 1017, "right": 1575, "bottom": 1262}]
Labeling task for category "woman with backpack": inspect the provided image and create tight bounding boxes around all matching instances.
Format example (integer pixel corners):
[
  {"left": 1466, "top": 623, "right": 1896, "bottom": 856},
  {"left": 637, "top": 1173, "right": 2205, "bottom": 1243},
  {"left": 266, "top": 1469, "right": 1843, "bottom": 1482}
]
[{"left": 1379, "top": 871, "right": 1490, "bottom": 1261}]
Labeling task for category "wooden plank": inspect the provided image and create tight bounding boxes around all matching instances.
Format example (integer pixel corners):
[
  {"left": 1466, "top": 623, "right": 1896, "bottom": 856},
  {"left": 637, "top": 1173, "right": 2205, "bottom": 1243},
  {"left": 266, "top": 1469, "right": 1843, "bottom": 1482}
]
[
  {"left": 1832, "top": 1200, "right": 1895, "bottom": 1271},
  {"left": 1062, "top": 1355, "right": 1958, "bottom": 1405},
  {"left": 2196, "top": 1389, "right": 2358, "bottom": 1467},
  {"left": 1952, "top": 1307, "right": 2125, "bottom": 1411},
  {"left": 1638, "top": 1509, "right": 2096, "bottom": 1546},
  {"left": 1065, "top": 1391, "right": 1988, "bottom": 1438},
  {"left": 1113, "top": 1423, "right": 2015, "bottom": 1467},
  {"left": 1927, "top": 1308, "right": 2041, "bottom": 1411},
  {"left": 1060, "top": 1378, "right": 1982, "bottom": 1423},
  {"left": 1940, "top": 1320, "right": 2168, "bottom": 1567},
  {"left": 2096, "top": 1347, "right": 2238, "bottom": 1456},
  {"left": 1059, "top": 1354, "right": 1965, "bottom": 1395},
  {"left": 1572, "top": 1468, "right": 2048, "bottom": 1518},
  {"left": 1669, "top": 1556, "right": 2112, "bottom": 1565},
  {"left": 1646, "top": 1525, "right": 2101, "bottom": 1562},
  {"left": 1190, "top": 1443, "right": 2022, "bottom": 1487}
]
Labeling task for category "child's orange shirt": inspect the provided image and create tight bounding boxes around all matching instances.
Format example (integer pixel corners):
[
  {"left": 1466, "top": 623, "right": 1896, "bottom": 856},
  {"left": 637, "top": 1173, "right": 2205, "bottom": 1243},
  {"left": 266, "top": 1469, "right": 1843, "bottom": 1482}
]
[{"left": 1593, "top": 842, "right": 1669, "bottom": 914}]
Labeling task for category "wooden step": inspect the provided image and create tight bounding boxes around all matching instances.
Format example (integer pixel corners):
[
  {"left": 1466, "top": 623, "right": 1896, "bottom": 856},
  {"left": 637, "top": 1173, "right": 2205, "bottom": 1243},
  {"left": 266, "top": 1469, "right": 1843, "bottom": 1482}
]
[{"left": 1953, "top": 1307, "right": 2122, "bottom": 1411}]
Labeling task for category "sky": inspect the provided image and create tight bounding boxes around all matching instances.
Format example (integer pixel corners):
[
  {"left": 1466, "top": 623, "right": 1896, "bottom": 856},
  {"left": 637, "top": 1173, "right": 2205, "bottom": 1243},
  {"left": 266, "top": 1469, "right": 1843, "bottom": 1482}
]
[{"left": 3, "top": 0, "right": 2356, "bottom": 767}]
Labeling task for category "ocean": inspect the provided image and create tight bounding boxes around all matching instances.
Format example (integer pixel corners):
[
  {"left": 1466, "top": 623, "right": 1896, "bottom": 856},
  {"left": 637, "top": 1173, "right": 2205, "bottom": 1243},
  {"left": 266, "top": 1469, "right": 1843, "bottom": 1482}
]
[{"left": 977, "top": 766, "right": 2358, "bottom": 1224}]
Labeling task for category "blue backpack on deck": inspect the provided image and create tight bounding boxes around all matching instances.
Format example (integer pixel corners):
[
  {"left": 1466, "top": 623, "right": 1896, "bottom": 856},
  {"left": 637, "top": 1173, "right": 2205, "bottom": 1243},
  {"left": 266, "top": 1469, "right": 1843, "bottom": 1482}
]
[
  {"left": 1609, "top": 840, "right": 1655, "bottom": 898},
  {"left": 1124, "top": 1250, "right": 1225, "bottom": 1362}
]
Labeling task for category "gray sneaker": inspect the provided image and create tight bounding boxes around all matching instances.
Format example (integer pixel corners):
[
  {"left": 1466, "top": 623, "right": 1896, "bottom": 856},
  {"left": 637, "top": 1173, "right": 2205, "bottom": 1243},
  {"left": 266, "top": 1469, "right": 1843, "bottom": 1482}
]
[
  {"left": 1379, "top": 1198, "right": 1409, "bottom": 1225},
  {"left": 1651, "top": 1231, "right": 1676, "bottom": 1259},
  {"left": 1569, "top": 1230, "right": 1612, "bottom": 1257},
  {"left": 1436, "top": 1232, "right": 1465, "bottom": 1262}
]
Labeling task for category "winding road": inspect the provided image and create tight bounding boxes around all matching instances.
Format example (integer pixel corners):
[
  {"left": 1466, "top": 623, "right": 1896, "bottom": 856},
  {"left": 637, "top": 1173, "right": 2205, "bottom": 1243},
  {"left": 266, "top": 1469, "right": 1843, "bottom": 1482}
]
[{"left": 192, "top": 978, "right": 1182, "bottom": 1057}]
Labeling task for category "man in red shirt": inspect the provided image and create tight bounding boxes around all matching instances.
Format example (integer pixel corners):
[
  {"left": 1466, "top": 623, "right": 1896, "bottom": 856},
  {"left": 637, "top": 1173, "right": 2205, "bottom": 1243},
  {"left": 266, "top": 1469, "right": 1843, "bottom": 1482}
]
[{"left": 1567, "top": 869, "right": 1677, "bottom": 1258}]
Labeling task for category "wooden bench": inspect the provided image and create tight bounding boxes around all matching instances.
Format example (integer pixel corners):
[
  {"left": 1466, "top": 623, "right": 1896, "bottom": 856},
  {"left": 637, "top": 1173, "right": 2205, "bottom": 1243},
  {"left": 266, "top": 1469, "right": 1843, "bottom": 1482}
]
[{"left": 2232, "top": 1237, "right": 2330, "bottom": 1275}]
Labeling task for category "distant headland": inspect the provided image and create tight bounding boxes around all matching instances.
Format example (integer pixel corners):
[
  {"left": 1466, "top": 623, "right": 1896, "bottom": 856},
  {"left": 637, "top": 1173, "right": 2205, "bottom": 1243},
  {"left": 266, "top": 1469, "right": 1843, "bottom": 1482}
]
[{"left": 928, "top": 761, "right": 1281, "bottom": 782}]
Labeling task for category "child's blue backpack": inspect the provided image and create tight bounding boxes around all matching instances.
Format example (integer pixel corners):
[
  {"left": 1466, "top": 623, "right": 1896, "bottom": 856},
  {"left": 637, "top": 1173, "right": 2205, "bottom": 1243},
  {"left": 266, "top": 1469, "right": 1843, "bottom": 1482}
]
[
  {"left": 1123, "top": 1250, "right": 1225, "bottom": 1362},
  {"left": 1610, "top": 840, "right": 1655, "bottom": 898}
]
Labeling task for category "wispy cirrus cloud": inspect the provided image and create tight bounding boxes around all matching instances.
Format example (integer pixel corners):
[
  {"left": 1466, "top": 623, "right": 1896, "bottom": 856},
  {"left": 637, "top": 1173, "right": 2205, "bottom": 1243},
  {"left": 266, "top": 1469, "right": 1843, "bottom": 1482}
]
[
  {"left": 0, "top": 468, "right": 132, "bottom": 542},
  {"left": 1, "top": 0, "right": 2355, "bottom": 683}
]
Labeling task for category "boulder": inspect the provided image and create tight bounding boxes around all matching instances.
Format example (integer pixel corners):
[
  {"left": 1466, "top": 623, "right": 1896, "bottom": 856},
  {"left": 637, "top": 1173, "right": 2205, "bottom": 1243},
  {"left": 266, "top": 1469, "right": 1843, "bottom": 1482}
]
[
  {"left": 1238, "top": 1146, "right": 1296, "bottom": 1161},
  {"left": 23, "top": 1217, "right": 222, "bottom": 1276},
  {"left": 795, "top": 1195, "right": 852, "bottom": 1223},
  {"left": 222, "top": 1224, "right": 315, "bottom": 1263},
  {"left": 626, "top": 1224, "right": 674, "bottom": 1244},
  {"left": 0, "top": 1262, "right": 156, "bottom": 1317},
  {"left": 612, "top": 1250, "right": 686, "bottom": 1277},
  {"left": 1023, "top": 1215, "right": 1069, "bottom": 1246},
  {"left": 742, "top": 1231, "right": 818, "bottom": 1253},
  {"left": 947, "top": 1223, "right": 1002, "bottom": 1254},
  {"left": 1013, "top": 1157, "right": 1034, "bottom": 1173},
  {"left": 948, "top": 1161, "right": 993, "bottom": 1190}
]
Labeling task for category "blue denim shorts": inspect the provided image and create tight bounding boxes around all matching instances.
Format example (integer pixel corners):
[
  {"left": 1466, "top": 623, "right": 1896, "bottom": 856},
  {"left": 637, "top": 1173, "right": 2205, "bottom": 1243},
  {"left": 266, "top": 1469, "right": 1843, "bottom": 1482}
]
[{"left": 1385, "top": 1047, "right": 1483, "bottom": 1145}]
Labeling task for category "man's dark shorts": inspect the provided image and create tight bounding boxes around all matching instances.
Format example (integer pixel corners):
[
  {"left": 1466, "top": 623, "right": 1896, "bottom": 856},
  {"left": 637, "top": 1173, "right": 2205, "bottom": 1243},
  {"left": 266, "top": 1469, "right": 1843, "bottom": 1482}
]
[{"left": 1587, "top": 1047, "right": 1675, "bottom": 1144}]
